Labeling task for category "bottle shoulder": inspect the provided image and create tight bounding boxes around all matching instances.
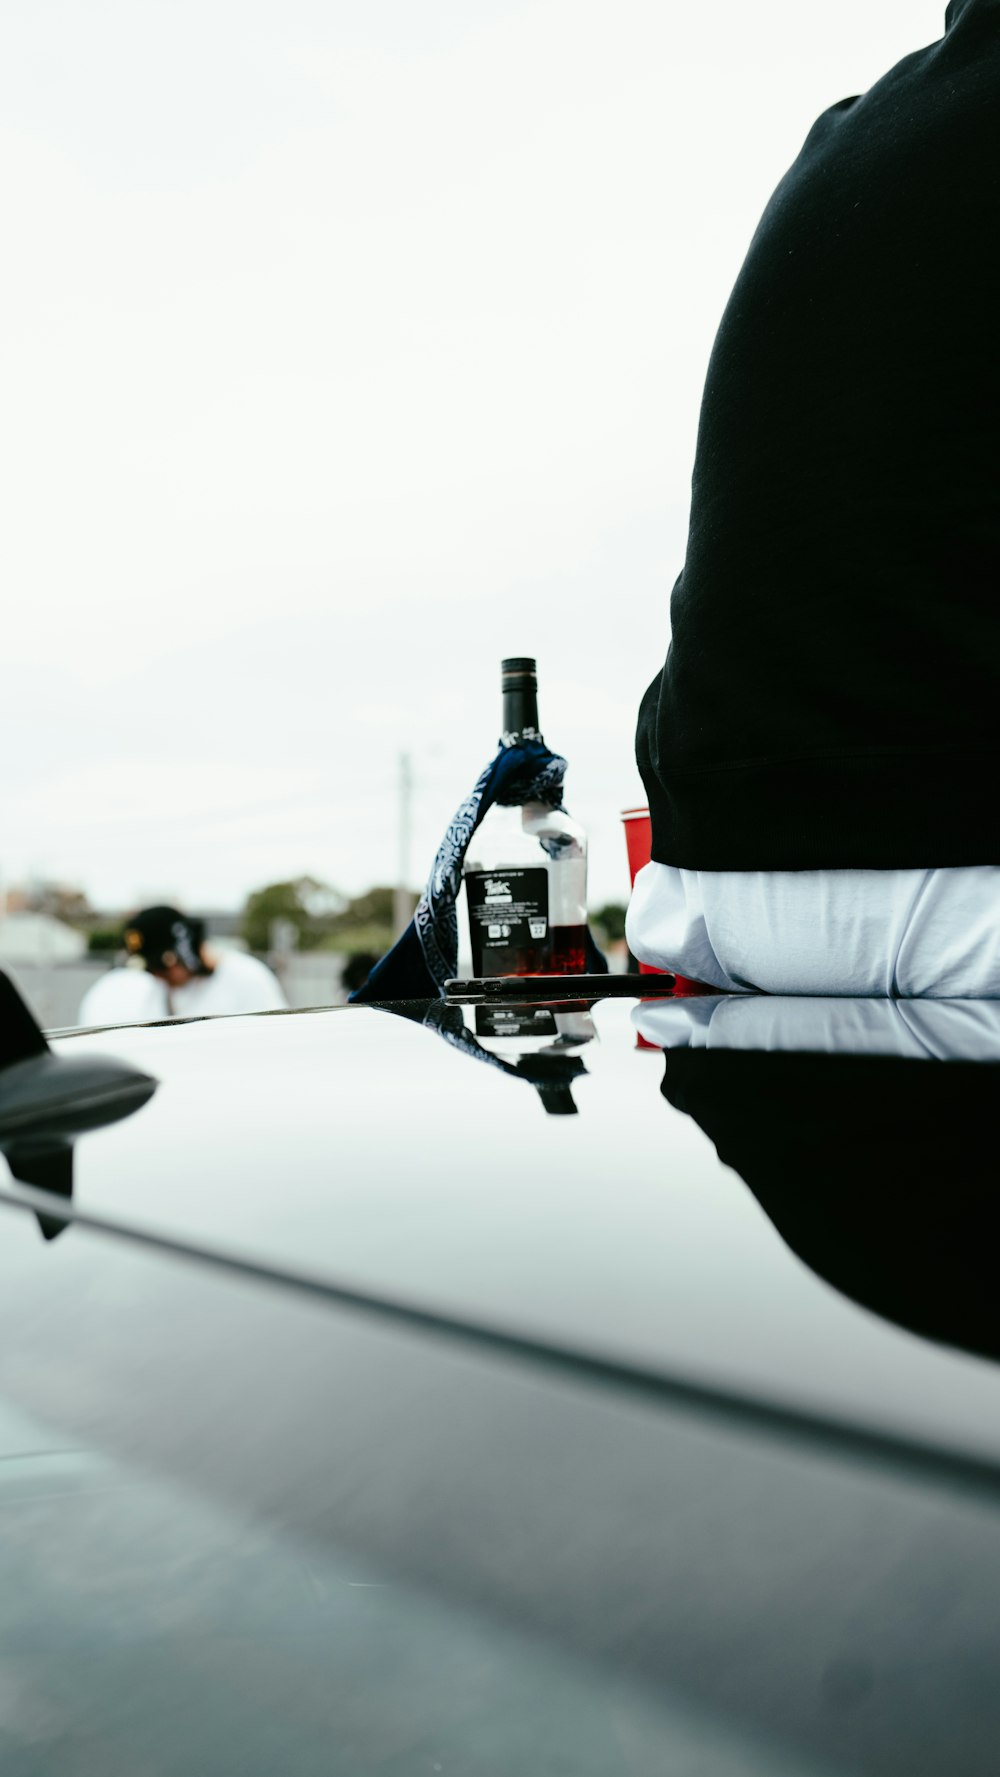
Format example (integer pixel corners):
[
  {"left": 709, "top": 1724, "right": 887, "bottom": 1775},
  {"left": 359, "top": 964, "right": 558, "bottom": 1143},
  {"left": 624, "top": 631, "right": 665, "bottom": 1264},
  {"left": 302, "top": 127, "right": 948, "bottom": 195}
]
[
  {"left": 465, "top": 804, "right": 542, "bottom": 870},
  {"left": 521, "top": 801, "right": 587, "bottom": 856},
  {"left": 465, "top": 800, "right": 588, "bottom": 870}
]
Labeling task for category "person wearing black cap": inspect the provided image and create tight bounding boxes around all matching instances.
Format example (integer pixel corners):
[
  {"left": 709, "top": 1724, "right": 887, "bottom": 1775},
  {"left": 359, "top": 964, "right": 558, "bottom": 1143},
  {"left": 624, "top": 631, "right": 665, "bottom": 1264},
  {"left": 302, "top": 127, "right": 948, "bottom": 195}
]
[
  {"left": 628, "top": 1, "right": 1000, "bottom": 996},
  {"left": 78, "top": 906, "right": 286, "bottom": 1026}
]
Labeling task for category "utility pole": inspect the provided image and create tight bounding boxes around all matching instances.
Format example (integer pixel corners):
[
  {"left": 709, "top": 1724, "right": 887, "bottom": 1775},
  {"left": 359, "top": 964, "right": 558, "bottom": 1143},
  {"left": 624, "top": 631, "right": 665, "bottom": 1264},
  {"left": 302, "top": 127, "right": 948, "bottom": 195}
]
[{"left": 393, "top": 751, "right": 413, "bottom": 939}]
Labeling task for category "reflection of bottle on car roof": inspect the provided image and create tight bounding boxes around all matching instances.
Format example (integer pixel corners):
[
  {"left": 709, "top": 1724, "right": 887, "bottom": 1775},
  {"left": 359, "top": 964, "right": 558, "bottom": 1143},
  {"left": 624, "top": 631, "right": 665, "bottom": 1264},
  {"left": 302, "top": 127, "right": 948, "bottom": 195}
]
[
  {"left": 78, "top": 906, "right": 286, "bottom": 1027},
  {"left": 375, "top": 998, "right": 591, "bottom": 1116}
]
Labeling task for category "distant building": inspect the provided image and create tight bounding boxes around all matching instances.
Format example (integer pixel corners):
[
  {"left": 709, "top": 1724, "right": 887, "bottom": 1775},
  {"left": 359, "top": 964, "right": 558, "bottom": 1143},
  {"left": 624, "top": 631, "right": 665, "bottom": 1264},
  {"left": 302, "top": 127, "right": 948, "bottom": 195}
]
[
  {"left": 0, "top": 913, "right": 87, "bottom": 965},
  {"left": 3, "top": 879, "right": 92, "bottom": 925}
]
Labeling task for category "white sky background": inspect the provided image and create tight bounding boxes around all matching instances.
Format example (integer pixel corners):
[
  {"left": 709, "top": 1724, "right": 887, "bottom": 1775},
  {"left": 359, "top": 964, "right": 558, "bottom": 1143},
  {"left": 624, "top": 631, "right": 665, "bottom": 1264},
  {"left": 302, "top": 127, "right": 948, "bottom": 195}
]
[{"left": 2, "top": 0, "right": 945, "bottom": 913}]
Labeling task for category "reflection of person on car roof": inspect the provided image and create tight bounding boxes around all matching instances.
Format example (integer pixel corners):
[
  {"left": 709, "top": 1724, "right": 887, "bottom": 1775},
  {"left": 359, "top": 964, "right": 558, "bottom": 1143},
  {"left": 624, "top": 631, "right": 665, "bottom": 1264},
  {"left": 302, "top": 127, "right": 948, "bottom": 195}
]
[
  {"left": 637, "top": 993, "right": 1000, "bottom": 1366},
  {"left": 629, "top": 1, "right": 1000, "bottom": 996},
  {"left": 78, "top": 906, "right": 286, "bottom": 1026},
  {"left": 633, "top": 994, "right": 1000, "bottom": 1063}
]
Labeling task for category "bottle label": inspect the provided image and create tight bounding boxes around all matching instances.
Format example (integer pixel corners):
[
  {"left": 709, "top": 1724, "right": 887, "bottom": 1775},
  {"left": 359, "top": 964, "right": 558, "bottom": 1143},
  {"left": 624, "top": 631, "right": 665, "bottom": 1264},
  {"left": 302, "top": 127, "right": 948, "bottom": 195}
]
[
  {"left": 475, "top": 1007, "right": 558, "bottom": 1039},
  {"left": 465, "top": 867, "right": 549, "bottom": 971}
]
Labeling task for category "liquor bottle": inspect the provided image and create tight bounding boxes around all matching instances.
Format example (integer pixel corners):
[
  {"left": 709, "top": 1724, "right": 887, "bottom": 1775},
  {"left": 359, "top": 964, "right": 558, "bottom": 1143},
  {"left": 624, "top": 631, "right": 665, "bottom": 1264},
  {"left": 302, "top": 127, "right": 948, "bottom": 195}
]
[{"left": 463, "top": 657, "right": 588, "bottom": 976}]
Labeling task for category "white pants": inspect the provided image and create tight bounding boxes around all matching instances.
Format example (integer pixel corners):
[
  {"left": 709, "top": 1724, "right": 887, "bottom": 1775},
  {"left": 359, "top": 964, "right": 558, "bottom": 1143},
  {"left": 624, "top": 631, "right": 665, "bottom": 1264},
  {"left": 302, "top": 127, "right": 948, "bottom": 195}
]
[{"left": 626, "top": 862, "right": 1000, "bottom": 998}]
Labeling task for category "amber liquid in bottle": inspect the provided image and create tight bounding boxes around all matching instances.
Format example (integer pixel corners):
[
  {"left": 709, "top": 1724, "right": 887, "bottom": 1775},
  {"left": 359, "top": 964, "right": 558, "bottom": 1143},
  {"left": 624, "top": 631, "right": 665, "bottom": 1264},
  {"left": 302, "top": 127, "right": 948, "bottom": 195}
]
[
  {"left": 548, "top": 925, "right": 587, "bottom": 974},
  {"left": 467, "top": 911, "right": 549, "bottom": 977},
  {"left": 470, "top": 928, "right": 585, "bottom": 976}
]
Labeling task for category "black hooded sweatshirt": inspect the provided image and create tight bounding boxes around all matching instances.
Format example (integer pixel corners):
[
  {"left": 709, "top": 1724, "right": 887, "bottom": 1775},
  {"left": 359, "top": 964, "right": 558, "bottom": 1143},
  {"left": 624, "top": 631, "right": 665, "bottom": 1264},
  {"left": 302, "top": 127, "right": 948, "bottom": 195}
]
[{"left": 636, "top": 0, "right": 1000, "bottom": 870}]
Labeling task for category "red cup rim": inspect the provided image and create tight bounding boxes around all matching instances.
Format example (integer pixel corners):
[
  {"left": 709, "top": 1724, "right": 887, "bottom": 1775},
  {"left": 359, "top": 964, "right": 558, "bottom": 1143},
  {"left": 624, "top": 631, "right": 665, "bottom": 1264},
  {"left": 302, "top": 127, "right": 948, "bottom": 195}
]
[{"left": 620, "top": 806, "right": 649, "bottom": 821}]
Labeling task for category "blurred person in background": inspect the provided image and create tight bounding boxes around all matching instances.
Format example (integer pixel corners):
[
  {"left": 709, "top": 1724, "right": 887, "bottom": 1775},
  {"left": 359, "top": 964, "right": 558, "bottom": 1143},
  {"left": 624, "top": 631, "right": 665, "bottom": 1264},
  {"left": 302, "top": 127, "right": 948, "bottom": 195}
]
[
  {"left": 78, "top": 906, "right": 286, "bottom": 1026},
  {"left": 340, "top": 952, "right": 379, "bottom": 999}
]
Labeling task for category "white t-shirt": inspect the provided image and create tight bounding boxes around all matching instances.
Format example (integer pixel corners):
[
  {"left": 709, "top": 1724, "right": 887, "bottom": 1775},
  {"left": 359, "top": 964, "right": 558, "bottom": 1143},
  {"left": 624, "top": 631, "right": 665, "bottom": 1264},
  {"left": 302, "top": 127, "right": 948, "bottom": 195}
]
[
  {"left": 77, "top": 966, "right": 165, "bottom": 1028},
  {"left": 626, "top": 861, "right": 1000, "bottom": 999},
  {"left": 78, "top": 950, "right": 287, "bottom": 1028}
]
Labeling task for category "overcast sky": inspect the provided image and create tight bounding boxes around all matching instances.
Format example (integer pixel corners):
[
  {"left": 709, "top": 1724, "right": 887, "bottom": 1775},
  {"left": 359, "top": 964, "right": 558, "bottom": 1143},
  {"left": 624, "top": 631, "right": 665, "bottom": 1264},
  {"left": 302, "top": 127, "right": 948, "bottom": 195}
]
[{"left": 2, "top": 0, "right": 945, "bottom": 913}]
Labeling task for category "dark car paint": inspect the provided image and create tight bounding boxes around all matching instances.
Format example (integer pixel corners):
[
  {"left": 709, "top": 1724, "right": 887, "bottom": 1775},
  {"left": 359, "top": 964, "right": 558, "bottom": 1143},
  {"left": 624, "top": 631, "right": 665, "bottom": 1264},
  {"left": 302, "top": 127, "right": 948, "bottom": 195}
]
[{"left": 0, "top": 992, "right": 999, "bottom": 1773}]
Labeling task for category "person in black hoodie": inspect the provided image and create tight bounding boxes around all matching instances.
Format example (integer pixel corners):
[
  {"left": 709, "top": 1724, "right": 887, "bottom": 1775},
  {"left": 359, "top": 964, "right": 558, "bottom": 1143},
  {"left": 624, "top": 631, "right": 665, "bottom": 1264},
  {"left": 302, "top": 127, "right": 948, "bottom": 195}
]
[{"left": 628, "top": 1, "right": 1000, "bottom": 997}]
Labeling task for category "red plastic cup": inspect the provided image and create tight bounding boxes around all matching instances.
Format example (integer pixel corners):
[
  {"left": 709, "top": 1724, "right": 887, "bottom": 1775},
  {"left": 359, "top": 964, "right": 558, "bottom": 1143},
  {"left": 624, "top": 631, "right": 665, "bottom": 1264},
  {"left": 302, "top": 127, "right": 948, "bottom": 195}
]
[
  {"left": 621, "top": 807, "right": 667, "bottom": 977},
  {"left": 621, "top": 806, "right": 653, "bottom": 888},
  {"left": 621, "top": 805, "right": 713, "bottom": 999}
]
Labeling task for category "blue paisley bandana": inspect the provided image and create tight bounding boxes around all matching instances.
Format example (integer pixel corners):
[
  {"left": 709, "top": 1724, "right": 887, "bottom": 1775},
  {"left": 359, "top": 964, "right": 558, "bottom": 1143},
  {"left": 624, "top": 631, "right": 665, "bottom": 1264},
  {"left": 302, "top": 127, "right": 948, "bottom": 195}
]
[{"left": 351, "top": 738, "right": 606, "bottom": 1001}]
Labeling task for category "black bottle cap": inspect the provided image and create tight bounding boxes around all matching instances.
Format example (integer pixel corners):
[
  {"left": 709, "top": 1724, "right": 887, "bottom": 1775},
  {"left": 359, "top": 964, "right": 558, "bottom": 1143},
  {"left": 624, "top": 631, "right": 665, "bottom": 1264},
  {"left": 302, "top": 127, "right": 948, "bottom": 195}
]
[{"left": 500, "top": 657, "right": 541, "bottom": 743}]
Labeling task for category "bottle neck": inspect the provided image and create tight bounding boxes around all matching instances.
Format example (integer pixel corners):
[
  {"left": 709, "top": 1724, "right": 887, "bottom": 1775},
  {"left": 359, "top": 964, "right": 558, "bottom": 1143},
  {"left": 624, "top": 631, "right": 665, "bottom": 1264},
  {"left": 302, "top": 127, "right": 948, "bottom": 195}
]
[{"left": 501, "top": 681, "right": 542, "bottom": 745}]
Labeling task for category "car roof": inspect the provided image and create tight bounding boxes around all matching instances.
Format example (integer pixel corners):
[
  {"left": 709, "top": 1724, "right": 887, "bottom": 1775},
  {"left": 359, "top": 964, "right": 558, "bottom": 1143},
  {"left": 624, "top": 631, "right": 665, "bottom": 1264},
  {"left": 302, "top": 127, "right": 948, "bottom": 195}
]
[{"left": 26, "top": 991, "right": 1000, "bottom": 1485}]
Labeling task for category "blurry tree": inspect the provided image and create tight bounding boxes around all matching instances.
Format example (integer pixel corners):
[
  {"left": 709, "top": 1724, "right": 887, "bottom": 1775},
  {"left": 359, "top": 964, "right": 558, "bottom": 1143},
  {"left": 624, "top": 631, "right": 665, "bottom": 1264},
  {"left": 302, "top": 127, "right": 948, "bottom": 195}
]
[
  {"left": 321, "top": 885, "right": 417, "bottom": 957},
  {"left": 242, "top": 877, "right": 346, "bottom": 953},
  {"left": 87, "top": 927, "right": 123, "bottom": 954},
  {"left": 334, "top": 886, "right": 395, "bottom": 931},
  {"left": 242, "top": 880, "right": 418, "bottom": 957},
  {"left": 592, "top": 902, "right": 628, "bottom": 944}
]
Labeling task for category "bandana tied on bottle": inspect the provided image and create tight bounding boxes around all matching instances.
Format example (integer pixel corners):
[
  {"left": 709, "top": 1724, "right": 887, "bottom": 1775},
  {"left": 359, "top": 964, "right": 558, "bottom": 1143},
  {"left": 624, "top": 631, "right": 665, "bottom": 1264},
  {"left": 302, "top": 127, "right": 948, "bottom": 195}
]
[{"left": 351, "top": 739, "right": 607, "bottom": 1002}]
